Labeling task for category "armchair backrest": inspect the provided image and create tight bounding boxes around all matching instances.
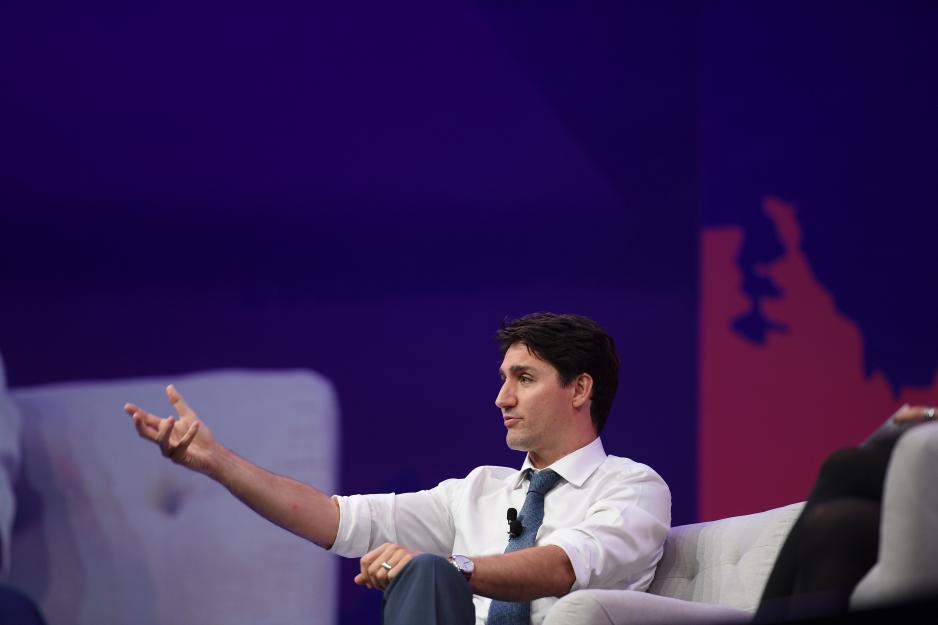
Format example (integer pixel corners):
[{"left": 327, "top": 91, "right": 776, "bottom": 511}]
[
  {"left": 648, "top": 502, "right": 803, "bottom": 612},
  {"left": 7, "top": 369, "right": 339, "bottom": 625},
  {"left": 851, "top": 421, "right": 938, "bottom": 609}
]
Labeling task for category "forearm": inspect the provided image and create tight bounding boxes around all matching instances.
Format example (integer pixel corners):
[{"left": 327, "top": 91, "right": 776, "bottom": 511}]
[
  {"left": 206, "top": 445, "right": 340, "bottom": 549},
  {"left": 470, "top": 545, "right": 575, "bottom": 601}
]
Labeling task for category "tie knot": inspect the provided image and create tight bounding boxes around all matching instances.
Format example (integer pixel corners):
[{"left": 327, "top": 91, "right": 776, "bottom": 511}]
[{"left": 527, "top": 469, "right": 562, "bottom": 495}]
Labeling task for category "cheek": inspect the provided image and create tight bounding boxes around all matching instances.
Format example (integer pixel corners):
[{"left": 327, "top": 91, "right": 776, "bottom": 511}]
[
  {"left": 525, "top": 390, "right": 557, "bottom": 420},
  {"left": 539, "top": 390, "right": 569, "bottom": 420}
]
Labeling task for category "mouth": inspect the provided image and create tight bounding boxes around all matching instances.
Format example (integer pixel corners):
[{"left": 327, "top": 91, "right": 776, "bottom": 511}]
[{"left": 503, "top": 416, "right": 521, "bottom": 427}]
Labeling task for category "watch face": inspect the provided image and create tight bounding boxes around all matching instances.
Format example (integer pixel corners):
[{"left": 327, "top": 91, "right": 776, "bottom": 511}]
[{"left": 452, "top": 554, "right": 474, "bottom": 576}]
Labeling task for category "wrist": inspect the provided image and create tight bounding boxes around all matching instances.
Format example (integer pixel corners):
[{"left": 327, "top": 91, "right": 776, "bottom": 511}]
[{"left": 202, "top": 442, "right": 234, "bottom": 481}]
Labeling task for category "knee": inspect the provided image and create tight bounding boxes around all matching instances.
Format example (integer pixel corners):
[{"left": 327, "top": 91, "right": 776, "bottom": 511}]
[
  {"left": 406, "top": 553, "right": 450, "bottom": 575},
  {"left": 391, "top": 553, "right": 455, "bottom": 588},
  {"left": 383, "top": 554, "right": 474, "bottom": 625},
  {"left": 818, "top": 448, "right": 866, "bottom": 482},
  {"left": 800, "top": 498, "right": 880, "bottom": 551},
  {"left": 813, "top": 446, "right": 890, "bottom": 500},
  {"left": 802, "top": 501, "right": 850, "bottom": 539}
]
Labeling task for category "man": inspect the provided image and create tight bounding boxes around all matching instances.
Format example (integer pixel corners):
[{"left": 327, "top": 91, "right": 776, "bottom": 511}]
[{"left": 125, "top": 312, "right": 671, "bottom": 624}]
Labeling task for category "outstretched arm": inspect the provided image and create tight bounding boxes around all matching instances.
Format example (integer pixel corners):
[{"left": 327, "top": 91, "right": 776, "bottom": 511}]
[{"left": 125, "top": 385, "right": 340, "bottom": 549}]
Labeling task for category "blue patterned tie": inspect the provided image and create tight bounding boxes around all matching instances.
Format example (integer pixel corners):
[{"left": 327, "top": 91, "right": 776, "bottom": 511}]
[{"left": 486, "top": 468, "right": 563, "bottom": 625}]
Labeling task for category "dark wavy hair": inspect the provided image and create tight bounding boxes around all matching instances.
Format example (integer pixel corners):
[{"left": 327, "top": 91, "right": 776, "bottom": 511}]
[{"left": 495, "top": 312, "right": 619, "bottom": 434}]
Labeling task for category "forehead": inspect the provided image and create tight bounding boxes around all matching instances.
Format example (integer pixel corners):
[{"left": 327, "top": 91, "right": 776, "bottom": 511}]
[{"left": 499, "top": 343, "right": 555, "bottom": 373}]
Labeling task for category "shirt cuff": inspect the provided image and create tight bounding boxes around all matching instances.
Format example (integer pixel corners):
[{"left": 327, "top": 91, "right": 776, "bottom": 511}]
[
  {"left": 329, "top": 493, "right": 396, "bottom": 558},
  {"left": 540, "top": 529, "right": 593, "bottom": 592}
]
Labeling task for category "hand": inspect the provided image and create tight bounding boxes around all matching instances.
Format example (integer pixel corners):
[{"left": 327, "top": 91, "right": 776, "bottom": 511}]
[
  {"left": 124, "top": 385, "right": 217, "bottom": 474},
  {"left": 354, "top": 543, "right": 421, "bottom": 591},
  {"left": 891, "top": 404, "right": 936, "bottom": 425}
]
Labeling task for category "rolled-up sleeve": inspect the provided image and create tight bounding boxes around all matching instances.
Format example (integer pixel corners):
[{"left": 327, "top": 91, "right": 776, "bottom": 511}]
[
  {"left": 330, "top": 478, "right": 461, "bottom": 558},
  {"left": 541, "top": 470, "right": 671, "bottom": 592}
]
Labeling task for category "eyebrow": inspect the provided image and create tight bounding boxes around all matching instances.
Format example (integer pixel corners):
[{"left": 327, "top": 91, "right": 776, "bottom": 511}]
[{"left": 498, "top": 365, "right": 536, "bottom": 376}]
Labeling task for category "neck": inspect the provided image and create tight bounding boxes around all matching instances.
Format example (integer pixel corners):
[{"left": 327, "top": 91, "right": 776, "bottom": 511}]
[{"left": 528, "top": 433, "right": 598, "bottom": 469}]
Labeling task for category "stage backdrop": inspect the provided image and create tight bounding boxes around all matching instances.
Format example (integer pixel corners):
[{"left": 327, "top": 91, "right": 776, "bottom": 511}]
[
  {"left": 2, "top": 3, "right": 697, "bottom": 623},
  {"left": 2, "top": 2, "right": 937, "bottom": 624},
  {"left": 698, "top": 3, "right": 938, "bottom": 520}
]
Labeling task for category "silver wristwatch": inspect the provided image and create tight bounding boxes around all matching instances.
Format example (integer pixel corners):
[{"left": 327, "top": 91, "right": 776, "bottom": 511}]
[{"left": 448, "top": 554, "right": 474, "bottom": 581}]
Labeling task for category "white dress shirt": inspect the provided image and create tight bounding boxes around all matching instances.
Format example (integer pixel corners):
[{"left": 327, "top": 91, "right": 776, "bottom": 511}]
[{"left": 330, "top": 437, "right": 671, "bottom": 624}]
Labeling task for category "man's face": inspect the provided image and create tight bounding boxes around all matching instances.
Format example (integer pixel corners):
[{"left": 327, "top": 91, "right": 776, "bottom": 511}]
[{"left": 496, "top": 343, "right": 575, "bottom": 461}]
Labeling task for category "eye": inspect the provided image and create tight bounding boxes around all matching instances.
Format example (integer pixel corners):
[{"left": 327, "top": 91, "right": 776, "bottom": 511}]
[{"left": 519, "top": 375, "right": 533, "bottom": 384}]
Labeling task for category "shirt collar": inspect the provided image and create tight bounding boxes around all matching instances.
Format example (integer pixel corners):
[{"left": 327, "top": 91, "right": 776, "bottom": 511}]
[{"left": 511, "top": 436, "right": 607, "bottom": 489}]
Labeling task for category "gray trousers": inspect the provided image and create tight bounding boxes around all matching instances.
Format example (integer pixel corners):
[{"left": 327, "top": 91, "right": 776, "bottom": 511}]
[{"left": 382, "top": 554, "right": 476, "bottom": 625}]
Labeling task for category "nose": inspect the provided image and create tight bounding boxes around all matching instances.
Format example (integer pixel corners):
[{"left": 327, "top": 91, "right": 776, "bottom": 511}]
[{"left": 495, "top": 380, "right": 516, "bottom": 409}]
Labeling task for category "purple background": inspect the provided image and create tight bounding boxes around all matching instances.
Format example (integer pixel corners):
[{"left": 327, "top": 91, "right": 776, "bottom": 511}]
[
  {"left": 3, "top": 2, "right": 936, "bottom": 623},
  {"left": 3, "top": 3, "right": 697, "bottom": 621}
]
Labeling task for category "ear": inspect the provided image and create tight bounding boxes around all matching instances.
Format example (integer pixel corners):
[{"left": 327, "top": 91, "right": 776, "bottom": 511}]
[{"left": 571, "top": 373, "right": 593, "bottom": 409}]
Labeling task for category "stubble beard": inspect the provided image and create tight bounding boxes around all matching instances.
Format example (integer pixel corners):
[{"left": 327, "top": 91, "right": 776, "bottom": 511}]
[{"left": 505, "top": 428, "right": 533, "bottom": 452}]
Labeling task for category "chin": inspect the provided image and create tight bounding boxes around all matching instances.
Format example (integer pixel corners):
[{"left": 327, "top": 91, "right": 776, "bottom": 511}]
[{"left": 505, "top": 434, "right": 530, "bottom": 452}]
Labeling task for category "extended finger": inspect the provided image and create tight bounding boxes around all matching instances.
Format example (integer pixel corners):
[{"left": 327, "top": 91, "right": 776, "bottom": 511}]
[
  {"left": 156, "top": 416, "right": 176, "bottom": 457},
  {"left": 132, "top": 412, "right": 159, "bottom": 442},
  {"left": 128, "top": 404, "right": 162, "bottom": 428},
  {"left": 166, "top": 385, "right": 197, "bottom": 419},
  {"left": 125, "top": 404, "right": 163, "bottom": 429},
  {"left": 177, "top": 420, "right": 200, "bottom": 447},
  {"left": 169, "top": 421, "right": 200, "bottom": 461}
]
